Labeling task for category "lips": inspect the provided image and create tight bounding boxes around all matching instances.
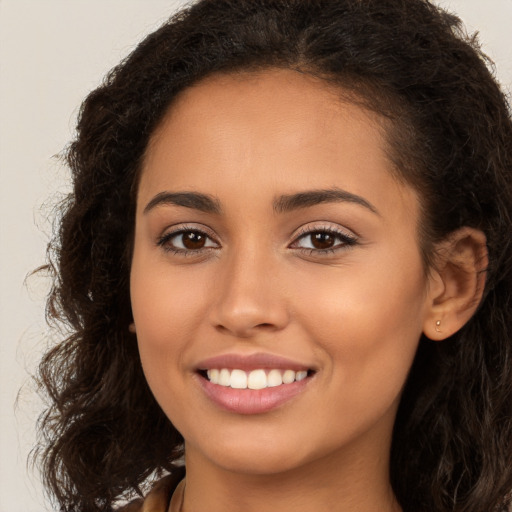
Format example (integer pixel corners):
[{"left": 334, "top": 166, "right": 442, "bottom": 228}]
[
  {"left": 196, "top": 352, "right": 313, "bottom": 372},
  {"left": 195, "top": 353, "right": 315, "bottom": 414}
]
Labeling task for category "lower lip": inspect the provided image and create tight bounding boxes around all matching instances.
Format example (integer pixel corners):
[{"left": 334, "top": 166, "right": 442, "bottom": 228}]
[{"left": 196, "top": 374, "right": 312, "bottom": 415}]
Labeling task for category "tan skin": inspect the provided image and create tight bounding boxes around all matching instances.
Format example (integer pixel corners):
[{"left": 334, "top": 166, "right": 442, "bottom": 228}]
[{"left": 130, "top": 69, "right": 487, "bottom": 512}]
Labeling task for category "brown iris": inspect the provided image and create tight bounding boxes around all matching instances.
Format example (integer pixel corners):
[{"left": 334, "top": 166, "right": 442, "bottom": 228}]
[
  {"left": 310, "top": 232, "right": 336, "bottom": 250},
  {"left": 182, "top": 231, "right": 207, "bottom": 250}
]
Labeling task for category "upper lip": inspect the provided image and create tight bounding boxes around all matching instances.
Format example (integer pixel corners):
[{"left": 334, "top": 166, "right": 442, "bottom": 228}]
[{"left": 196, "top": 352, "right": 313, "bottom": 372}]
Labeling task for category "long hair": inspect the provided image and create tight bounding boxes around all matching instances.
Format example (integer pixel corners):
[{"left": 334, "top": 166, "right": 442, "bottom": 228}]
[{"left": 36, "top": 1, "right": 512, "bottom": 511}]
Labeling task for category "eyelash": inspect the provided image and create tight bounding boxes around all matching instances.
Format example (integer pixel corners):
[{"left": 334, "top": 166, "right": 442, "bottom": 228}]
[
  {"left": 156, "top": 225, "right": 358, "bottom": 257},
  {"left": 156, "top": 225, "right": 219, "bottom": 256},
  {"left": 290, "top": 225, "right": 358, "bottom": 255}
]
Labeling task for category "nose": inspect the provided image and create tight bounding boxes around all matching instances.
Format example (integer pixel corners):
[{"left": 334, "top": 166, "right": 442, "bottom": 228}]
[{"left": 208, "top": 247, "right": 290, "bottom": 338}]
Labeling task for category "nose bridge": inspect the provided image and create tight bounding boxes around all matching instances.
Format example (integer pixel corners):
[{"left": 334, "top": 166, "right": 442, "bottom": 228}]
[{"left": 209, "top": 240, "right": 288, "bottom": 336}]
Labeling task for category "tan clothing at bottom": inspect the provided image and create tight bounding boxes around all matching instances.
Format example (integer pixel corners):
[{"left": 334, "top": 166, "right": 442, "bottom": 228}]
[{"left": 117, "top": 469, "right": 185, "bottom": 512}]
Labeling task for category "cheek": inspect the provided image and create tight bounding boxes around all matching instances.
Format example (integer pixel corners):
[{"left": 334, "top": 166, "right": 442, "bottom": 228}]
[
  {"left": 131, "top": 256, "right": 211, "bottom": 343},
  {"left": 293, "top": 250, "right": 427, "bottom": 402},
  {"left": 129, "top": 250, "right": 212, "bottom": 401}
]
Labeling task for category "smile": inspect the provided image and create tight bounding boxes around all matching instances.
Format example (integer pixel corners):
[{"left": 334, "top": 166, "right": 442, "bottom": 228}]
[
  {"left": 194, "top": 354, "right": 315, "bottom": 414},
  {"left": 205, "top": 368, "right": 309, "bottom": 389}
]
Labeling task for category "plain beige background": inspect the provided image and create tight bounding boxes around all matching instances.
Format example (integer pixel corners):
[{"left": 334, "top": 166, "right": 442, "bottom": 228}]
[{"left": 1, "top": 1, "right": 511, "bottom": 511}]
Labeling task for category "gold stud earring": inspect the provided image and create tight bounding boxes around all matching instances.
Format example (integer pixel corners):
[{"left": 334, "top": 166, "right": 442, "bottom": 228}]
[{"left": 435, "top": 320, "right": 441, "bottom": 333}]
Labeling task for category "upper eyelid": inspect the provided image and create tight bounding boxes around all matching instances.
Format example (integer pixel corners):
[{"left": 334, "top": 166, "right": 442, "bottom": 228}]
[
  {"left": 292, "top": 222, "right": 358, "bottom": 240},
  {"left": 161, "top": 223, "right": 218, "bottom": 239}
]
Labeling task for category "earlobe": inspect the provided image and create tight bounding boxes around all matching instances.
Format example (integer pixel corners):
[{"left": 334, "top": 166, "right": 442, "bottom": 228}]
[
  {"left": 423, "top": 227, "right": 488, "bottom": 341},
  {"left": 129, "top": 323, "right": 137, "bottom": 333}
]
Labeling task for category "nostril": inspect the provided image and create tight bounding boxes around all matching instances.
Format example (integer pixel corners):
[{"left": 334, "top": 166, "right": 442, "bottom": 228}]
[
  {"left": 214, "top": 321, "right": 278, "bottom": 338},
  {"left": 209, "top": 290, "right": 290, "bottom": 337}
]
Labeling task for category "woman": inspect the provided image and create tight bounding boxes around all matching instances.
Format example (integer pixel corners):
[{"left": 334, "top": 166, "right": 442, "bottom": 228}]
[{"left": 36, "top": 0, "right": 512, "bottom": 511}]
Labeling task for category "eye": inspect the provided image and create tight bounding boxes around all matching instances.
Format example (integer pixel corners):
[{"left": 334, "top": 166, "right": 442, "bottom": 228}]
[
  {"left": 291, "top": 226, "right": 357, "bottom": 253},
  {"left": 157, "top": 227, "right": 219, "bottom": 254}
]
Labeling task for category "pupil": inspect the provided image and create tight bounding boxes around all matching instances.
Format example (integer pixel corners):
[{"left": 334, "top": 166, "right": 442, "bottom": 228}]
[
  {"left": 312, "top": 232, "right": 334, "bottom": 249},
  {"left": 183, "top": 232, "right": 205, "bottom": 249}
]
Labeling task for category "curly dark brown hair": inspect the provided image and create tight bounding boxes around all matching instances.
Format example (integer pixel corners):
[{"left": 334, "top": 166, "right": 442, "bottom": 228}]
[{"left": 35, "top": 0, "right": 512, "bottom": 511}]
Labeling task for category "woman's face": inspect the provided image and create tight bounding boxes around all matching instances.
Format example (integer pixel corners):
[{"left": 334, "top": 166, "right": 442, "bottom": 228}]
[{"left": 130, "top": 69, "right": 435, "bottom": 476}]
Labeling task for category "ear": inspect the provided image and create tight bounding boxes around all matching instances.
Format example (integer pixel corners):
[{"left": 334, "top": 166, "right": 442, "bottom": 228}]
[
  {"left": 129, "top": 322, "right": 137, "bottom": 333},
  {"left": 423, "top": 227, "right": 488, "bottom": 341}
]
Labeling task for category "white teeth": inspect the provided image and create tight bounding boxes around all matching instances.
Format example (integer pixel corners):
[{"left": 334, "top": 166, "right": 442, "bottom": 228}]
[
  {"left": 219, "top": 368, "right": 231, "bottom": 386},
  {"left": 267, "top": 369, "right": 283, "bottom": 387},
  {"left": 230, "top": 369, "right": 248, "bottom": 389},
  {"left": 207, "top": 369, "right": 219, "bottom": 384},
  {"left": 282, "top": 369, "right": 296, "bottom": 384},
  {"left": 205, "top": 368, "right": 309, "bottom": 389},
  {"left": 247, "top": 369, "right": 267, "bottom": 390},
  {"left": 296, "top": 370, "right": 308, "bottom": 381}
]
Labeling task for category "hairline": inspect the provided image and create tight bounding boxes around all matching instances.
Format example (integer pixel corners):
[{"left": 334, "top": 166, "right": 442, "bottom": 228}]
[{"left": 132, "top": 65, "right": 434, "bottom": 274}]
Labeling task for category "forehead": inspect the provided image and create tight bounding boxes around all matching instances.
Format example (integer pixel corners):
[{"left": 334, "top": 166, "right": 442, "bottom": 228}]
[
  {"left": 146, "top": 68, "right": 382, "bottom": 158},
  {"left": 139, "top": 68, "right": 416, "bottom": 219}
]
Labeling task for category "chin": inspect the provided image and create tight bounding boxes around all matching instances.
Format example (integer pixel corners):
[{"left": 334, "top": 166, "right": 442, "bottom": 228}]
[
  {"left": 186, "top": 432, "right": 315, "bottom": 476},
  {"left": 210, "top": 451, "right": 308, "bottom": 476}
]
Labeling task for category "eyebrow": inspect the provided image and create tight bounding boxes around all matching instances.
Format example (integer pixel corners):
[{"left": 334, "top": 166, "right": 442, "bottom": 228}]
[
  {"left": 143, "top": 187, "right": 378, "bottom": 216},
  {"left": 273, "top": 188, "right": 379, "bottom": 215},
  {"left": 144, "top": 192, "right": 221, "bottom": 213},
  {"left": 143, "top": 191, "right": 222, "bottom": 215}
]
